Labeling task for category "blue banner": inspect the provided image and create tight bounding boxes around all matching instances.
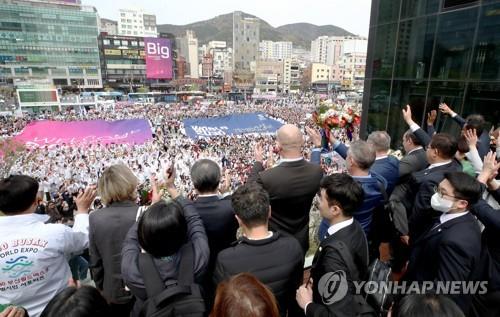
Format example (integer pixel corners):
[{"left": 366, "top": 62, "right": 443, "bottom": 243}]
[{"left": 183, "top": 113, "right": 284, "bottom": 139}]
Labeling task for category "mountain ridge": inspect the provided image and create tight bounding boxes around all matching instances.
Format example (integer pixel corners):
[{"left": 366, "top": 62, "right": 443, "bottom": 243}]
[{"left": 150, "top": 12, "right": 355, "bottom": 48}]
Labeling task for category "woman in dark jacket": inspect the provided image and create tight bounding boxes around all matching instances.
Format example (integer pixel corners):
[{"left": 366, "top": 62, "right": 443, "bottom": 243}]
[
  {"left": 121, "top": 193, "right": 209, "bottom": 317},
  {"left": 89, "top": 164, "right": 140, "bottom": 315}
]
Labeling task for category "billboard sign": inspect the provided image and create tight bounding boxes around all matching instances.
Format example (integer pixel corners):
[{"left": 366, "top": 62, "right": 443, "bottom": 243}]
[{"left": 144, "top": 37, "right": 172, "bottom": 79}]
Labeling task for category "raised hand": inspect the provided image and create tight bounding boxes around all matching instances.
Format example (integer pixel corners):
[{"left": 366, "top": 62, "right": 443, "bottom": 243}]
[
  {"left": 464, "top": 128, "right": 478, "bottom": 148},
  {"left": 477, "top": 151, "right": 500, "bottom": 186},
  {"left": 306, "top": 126, "right": 322, "bottom": 148},
  {"left": 427, "top": 110, "right": 437, "bottom": 126},
  {"left": 254, "top": 142, "right": 264, "bottom": 162},
  {"left": 75, "top": 185, "right": 97, "bottom": 213},
  {"left": 402, "top": 105, "right": 414, "bottom": 126},
  {"left": 438, "top": 103, "right": 454, "bottom": 115},
  {"left": 150, "top": 174, "right": 162, "bottom": 204},
  {"left": 163, "top": 163, "right": 179, "bottom": 199}
]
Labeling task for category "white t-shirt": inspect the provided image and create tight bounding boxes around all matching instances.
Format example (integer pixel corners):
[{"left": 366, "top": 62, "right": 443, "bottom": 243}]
[{"left": 0, "top": 213, "right": 89, "bottom": 317}]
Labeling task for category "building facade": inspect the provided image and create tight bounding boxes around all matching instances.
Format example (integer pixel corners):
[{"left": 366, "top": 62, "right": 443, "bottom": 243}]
[
  {"left": 339, "top": 52, "right": 366, "bottom": 90},
  {"left": 311, "top": 36, "right": 329, "bottom": 64},
  {"left": 208, "top": 41, "right": 232, "bottom": 78},
  {"left": 0, "top": 0, "right": 102, "bottom": 88},
  {"left": 176, "top": 30, "right": 199, "bottom": 78},
  {"left": 312, "top": 35, "right": 368, "bottom": 66},
  {"left": 99, "top": 18, "right": 117, "bottom": 35},
  {"left": 362, "top": 0, "right": 500, "bottom": 145},
  {"left": 98, "top": 33, "right": 146, "bottom": 89},
  {"left": 117, "top": 8, "right": 157, "bottom": 37},
  {"left": 311, "top": 63, "right": 333, "bottom": 83},
  {"left": 259, "top": 40, "right": 293, "bottom": 60},
  {"left": 232, "top": 11, "right": 260, "bottom": 72},
  {"left": 282, "top": 58, "right": 302, "bottom": 92},
  {"left": 255, "top": 60, "right": 283, "bottom": 92}
]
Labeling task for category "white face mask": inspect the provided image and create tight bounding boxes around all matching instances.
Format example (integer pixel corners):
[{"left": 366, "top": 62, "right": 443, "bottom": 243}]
[{"left": 431, "top": 193, "right": 454, "bottom": 213}]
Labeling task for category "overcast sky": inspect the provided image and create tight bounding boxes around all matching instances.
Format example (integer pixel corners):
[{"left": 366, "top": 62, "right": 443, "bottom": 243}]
[{"left": 82, "top": 0, "right": 372, "bottom": 36}]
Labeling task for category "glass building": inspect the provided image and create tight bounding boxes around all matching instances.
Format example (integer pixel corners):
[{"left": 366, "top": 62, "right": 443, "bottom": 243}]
[
  {"left": 0, "top": 0, "right": 101, "bottom": 88},
  {"left": 361, "top": 0, "right": 500, "bottom": 147}
]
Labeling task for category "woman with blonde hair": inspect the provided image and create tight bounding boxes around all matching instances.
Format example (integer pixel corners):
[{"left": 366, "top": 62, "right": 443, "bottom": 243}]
[{"left": 89, "top": 164, "right": 139, "bottom": 315}]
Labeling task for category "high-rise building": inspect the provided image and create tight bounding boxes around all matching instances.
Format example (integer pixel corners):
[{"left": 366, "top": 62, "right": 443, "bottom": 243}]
[
  {"left": 312, "top": 36, "right": 368, "bottom": 66},
  {"left": 0, "top": 0, "right": 101, "bottom": 88},
  {"left": 282, "top": 58, "right": 302, "bottom": 92},
  {"left": 259, "top": 41, "right": 293, "bottom": 60},
  {"left": 143, "top": 14, "right": 157, "bottom": 37},
  {"left": 311, "top": 36, "right": 329, "bottom": 64},
  {"left": 99, "top": 18, "right": 118, "bottom": 35},
  {"left": 117, "top": 8, "right": 157, "bottom": 37},
  {"left": 201, "top": 54, "right": 213, "bottom": 78},
  {"left": 339, "top": 52, "right": 366, "bottom": 90},
  {"left": 207, "top": 41, "right": 232, "bottom": 78},
  {"left": 232, "top": 11, "right": 260, "bottom": 72},
  {"left": 176, "top": 31, "right": 199, "bottom": 78},
  {"left": 361, "top": 0, "right": 500, "bottom": 144}
]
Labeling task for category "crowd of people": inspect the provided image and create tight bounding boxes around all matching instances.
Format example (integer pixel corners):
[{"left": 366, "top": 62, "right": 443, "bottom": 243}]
[{"left": 1, "top": 97, "right": 500, "bottom": 317}]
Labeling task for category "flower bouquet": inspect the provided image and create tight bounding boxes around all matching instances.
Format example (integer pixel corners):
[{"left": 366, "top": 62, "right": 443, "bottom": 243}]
[{"left": 312, "top": 101, "right": 361, "bottom": 150}]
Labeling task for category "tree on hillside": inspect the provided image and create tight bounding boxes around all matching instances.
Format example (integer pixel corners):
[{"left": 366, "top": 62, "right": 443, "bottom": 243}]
[{"left": 0, "top": 138, "right": 25, "bottom": 179}]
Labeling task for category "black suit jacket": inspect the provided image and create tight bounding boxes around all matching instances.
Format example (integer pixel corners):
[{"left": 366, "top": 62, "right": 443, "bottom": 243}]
[
  {"left": 408, "top": 160, "right": 462, "bottom": 240},
  {"left": 248, "top": 159, "right": 323, "bottom": 253},
  {"left": 193, "top": 195, "right": 238, "bottom": 272},
  {"left": 471, "top": 193, "right": 500, "bottom": 291},
  {"left": 405, "top": 213, "right": 482, "bottom": 313},
  {"left": 307, "top": 220, "right": 369, "bottom": 317},
  {"left": 213, "top": 233, "right": 304, "bottom": 317},
  {"left": 89, "top": 200, "right": 137, "bottom": 304}
]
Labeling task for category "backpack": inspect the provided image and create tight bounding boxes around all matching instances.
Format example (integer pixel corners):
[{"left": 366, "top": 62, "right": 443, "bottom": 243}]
[
  {"left": 333, "top": 240, "right": 392, "bottom": 316},
  {"left": 138, "top": 243, "right": 206, "bottom": 317}
]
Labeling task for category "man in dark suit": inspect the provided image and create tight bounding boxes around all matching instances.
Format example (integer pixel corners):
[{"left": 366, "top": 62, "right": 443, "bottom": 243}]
[
  {"left": 296, "top": 174, "right": 371, "bottom": 317},
  {"left": 248, "top": 124, "right": 323, "bottom": 254},
  {"left": 190, "top": 159, "right": 238, "bottom": 272},
  {"left": 469, "top": 153, "right": 500, "bottom": 317},
  {"left": 405, "top": 172, "right": 482, "bottom": 314},
  {"left": 367, "top": 131, "right": 400, "bottom": 195},
  {"left": 213, "top": 183, "right": 304, "bottom": 317},
  {"left": 190, "top": 159, "right": 238, "bottom": 303},
  {"left": 399, "top": 129, "right": 428, "bottom": 181},
  {"left": 400, "top": 105, "right": 462, "bottom": 242},
  {"left": 388, "top": 129, "right": 428, "bottom": 272}
]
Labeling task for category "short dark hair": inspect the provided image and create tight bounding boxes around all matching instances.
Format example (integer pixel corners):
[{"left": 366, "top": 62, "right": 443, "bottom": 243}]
[
  {"left": 190, "top": 159, "right": 221, "bottom": 193},
  {"left": 138, "top": 200, "right": 187, "bottom": 258},
  {"left": 429, "top": 134, "right": 458, "bottom": 159},
  {"left": 392, "top": 294, "right": 465, "bottom": 317},
  {"left": 404, "top": 130, "right": 423, "bottom": 146},
  {"left": 319, "top": 173, "right": 364, "bottom": 217},
  {"left": 444, "top": 172, "right": 482, "bottom": 206},
  {"left": 464, "top": 114, "right": 485, "bottom": 136},
  {"left": 40, "top": 286, "right": 111, "bottom": 317},
  {"left": 457, "top": 136, "right": 470, "bottom": 154},
  {"left": 231, "top": 183, "right": 270, "bottom": 227},
  {"left": 0, "top": 175, "right": 39, "bottom": 215}
]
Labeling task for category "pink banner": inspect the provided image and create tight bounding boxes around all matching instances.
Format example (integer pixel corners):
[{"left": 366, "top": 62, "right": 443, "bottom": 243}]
[
  {"left": 144, "top": 37, "right": 173, "bottom": 79},
  {"left": 14, "top": 119, "right": 152, "bottom": 148}
]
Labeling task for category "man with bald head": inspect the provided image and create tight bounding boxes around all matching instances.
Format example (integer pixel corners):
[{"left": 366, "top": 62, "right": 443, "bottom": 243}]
[{"left": 248, "top": 124, "right": 324, "bottom": 254}]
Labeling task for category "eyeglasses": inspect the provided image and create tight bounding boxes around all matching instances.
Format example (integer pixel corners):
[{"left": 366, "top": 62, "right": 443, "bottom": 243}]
[{"left": 433, "top": 186, "right": 465, "bottom": 201}]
